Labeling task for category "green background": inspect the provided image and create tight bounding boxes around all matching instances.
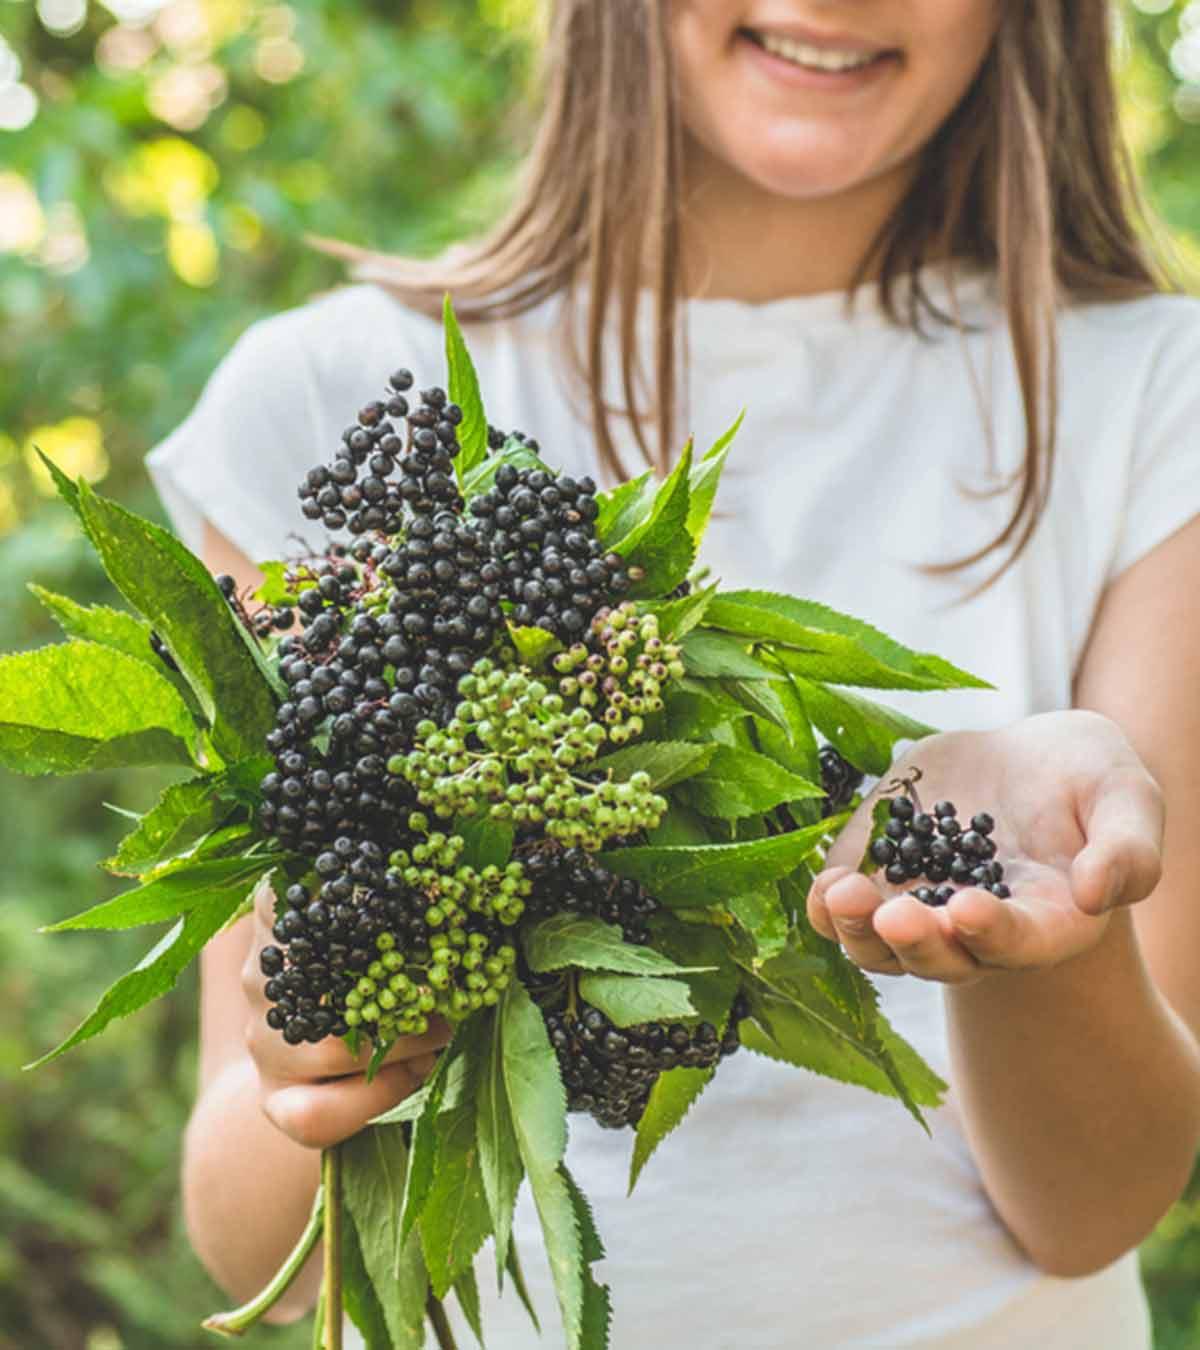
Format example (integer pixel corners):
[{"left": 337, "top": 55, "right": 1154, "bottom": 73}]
[{"left": 0, "top": 2, "right": 1196, "bottom": 1346}]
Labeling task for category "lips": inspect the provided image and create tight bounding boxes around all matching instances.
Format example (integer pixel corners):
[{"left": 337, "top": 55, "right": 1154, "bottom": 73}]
[{"left": 739, "top": 23, "right": 898, "bottom": 70}]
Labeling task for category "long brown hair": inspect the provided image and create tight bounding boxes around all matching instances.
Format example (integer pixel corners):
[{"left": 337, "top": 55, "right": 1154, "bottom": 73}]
[{"left": 306, "top": 0, "right": 1176, "bottom": 587}]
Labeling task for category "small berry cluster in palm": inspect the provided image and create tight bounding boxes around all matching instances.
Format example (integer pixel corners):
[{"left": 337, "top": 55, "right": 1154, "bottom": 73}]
[{"left": 870, "top": 783, "right": 1010, "bottom": 906}]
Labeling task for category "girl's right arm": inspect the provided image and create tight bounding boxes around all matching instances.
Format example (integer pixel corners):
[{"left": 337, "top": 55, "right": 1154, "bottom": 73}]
[{"left": 182, "top": 524, "right": 449, "bottom": 1319}]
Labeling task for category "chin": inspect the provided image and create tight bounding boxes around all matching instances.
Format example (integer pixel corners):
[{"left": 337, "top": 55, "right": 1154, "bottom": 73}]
[{"left": 728, "top": 138, "right": 890, "bottom": 203}]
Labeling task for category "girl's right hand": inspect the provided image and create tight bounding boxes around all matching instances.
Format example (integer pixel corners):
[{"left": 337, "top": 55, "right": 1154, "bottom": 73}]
[{"left": 240, "top": 881, "right": 452, "bottom": 1150}]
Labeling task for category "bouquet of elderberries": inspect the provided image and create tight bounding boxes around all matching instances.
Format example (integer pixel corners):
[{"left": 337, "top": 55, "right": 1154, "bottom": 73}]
[{"left": 7, "top": 300, "right": 1002, "bottom": 1349}]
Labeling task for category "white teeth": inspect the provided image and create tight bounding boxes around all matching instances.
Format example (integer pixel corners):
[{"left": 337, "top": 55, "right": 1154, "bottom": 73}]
[{"left": 757, "top": 32, "right": 881, "bottom": 72}]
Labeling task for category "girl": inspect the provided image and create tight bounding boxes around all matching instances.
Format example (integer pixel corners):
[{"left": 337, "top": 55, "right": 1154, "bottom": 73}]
[{"left": 149, "top": 3, "right": 1200, "bottom": 1346}]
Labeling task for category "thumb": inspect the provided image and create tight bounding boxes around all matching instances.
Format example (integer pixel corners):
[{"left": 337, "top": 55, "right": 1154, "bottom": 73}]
[{"left": 1070, "top": 766, "right": 1164, "bottom": 915}]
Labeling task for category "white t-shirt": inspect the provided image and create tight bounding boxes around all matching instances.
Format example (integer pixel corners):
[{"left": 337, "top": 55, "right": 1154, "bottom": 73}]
[{"left": 147, "top": 263, "right": 1200, "bottom": 1349}]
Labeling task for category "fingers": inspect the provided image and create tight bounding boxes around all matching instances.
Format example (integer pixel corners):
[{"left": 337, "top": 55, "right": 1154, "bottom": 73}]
[
  {"left": 811, "top": 867, "right": 983, "bottom": 983},
  {"left": 810, "top": 870, "right": 903, "bottom": 975},
  {"left": 872, "top": 893, "right": 981, "bottom": 984},
  {"left": 245, "top": 1006, "right": 452, "bottom": 1084},
  {"left": 263, "top": 1059, "right": 431, "bottom": 1150},
  {"left": 1072, "top": 768, "right": 1165, "bottom": 915}
]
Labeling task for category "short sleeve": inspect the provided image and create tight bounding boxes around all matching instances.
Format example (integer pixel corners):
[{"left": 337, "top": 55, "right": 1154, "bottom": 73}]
[
  {"left": 145, "top": 309, "right": 326, "bottom": 564},
  {"left": 1108, "top": 297, "right": 1200, "bottom": 581}
]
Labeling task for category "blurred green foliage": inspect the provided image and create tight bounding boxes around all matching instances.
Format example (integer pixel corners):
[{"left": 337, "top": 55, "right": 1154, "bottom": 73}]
[{"left": 0, "top": 2, "right": 1197, "bottom": 1347}]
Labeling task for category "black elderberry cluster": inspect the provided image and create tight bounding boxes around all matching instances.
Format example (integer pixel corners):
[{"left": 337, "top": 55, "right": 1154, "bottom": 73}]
[
  {"left": 297, "top": 371, "right": 461, "bottom": 535},
  {"left": 869, "top": 795, "right": 1009, "bottom": 906},
  {"left": 469, "top": 464, "right": 631, "bottom": 640},
  {"left": 257, "top": 624, "right": 416, "bottom": 854},
  {"left": 520, "top": 843, "right": 660, "bottom": 944},
  {"left": 545, "top": 995, "right": 750, "bottom": 1130},
  {"left": 818, "top": 745, "right": 865, "bottom": 814}
]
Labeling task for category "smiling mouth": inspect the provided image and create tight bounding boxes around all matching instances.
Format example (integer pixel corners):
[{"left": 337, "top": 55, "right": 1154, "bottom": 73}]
[{"left": 739, "top": 27, "right": 898, "bottom": 74}]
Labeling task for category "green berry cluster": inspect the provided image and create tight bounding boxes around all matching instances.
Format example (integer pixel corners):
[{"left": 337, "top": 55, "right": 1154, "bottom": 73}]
[
  {"left": 341, "top": 919, "right": 519, "bottom": 1040},
  {"left": 388, "top": 659, "right": 668, "bottom": 850},
  {"left": 552, "top": 603, "right": 684, "bottom": 742},
  {"left": 388, "top": 824, "right": 530, "bottom": 928}
]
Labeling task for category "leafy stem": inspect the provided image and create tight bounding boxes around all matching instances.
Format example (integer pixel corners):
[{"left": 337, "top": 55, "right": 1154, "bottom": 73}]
[
  {"left": 202, "top": 1181, "right": 325, "bottom": 1336},
  {"left": 322, "top": 1145, "right": 344, "bottom": 1350},
  {"left": 427, "top": 1290, "right": 460, "bottom": 1350}
]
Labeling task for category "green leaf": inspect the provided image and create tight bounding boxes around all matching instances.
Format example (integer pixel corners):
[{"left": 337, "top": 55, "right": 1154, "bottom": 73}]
[
  {"left": 0, "top": 641, "right": 198, "bottom": 776},
  {"left": 45, "top": 857, "right": 270, "bottom": 932},
  {"left": 253, "top": 561, "right": 296, "bottom": 607},
  {"left": 644, "top": 800, "right": 714, "bottom": 848},
  {"left": 444, "top": 293, "right": 489, "bottom": 478},
  {"left": 594, "top": 470, "right": 657, "bottom": 547},
  {"left": 644, "top": 580, "right": 718, "bottom": 640},
  {"left": 662, "top": 682, "right": 743, "bottom": 742},
  {"left": 343, "top": 1126, "right": 429, "bottom": 1349},
  {"left": 750, "top": 676, "right": 822, "bottom": 783},
  {"left": 717, "top": 677, "right": 793, "bottom": 737},
  {"left": 36, "top": 447, "right": 81, "bottom": 512},
  {"left": 707, "top": 591, "right": 992, "bottom": 691},
  {"left": 74, "top": 477, "right": 278, "bottom": 763},
  {"left": 523, "top": 1162, "right": 584, "bottom": 1349},
  {"left": 505, "top": 1241, "right": 541, "bottom": 1333},
  {"left": 743, "top": 932, "right": 946, "bottom": 1128},
  {"left": 562, "top": 1165, "right": 612, "bottom": 1350},
  {"left": 506, "top": 623, "right": 563, "bottom": 668},
  {"left": 629, "top": 1066, "right": 715, "bottom": 1193},
  {"left": 454, "top": 1266, "right": 485, "bottom": 1347},
  {"left": 28, "top": 585, "right": 157, "bottom": 668},
  {"left": 27, "top": 873, "right": 267, "bottom": 1069},
  {"left": 596, "top": 819, "right": 840, "bottom": 908},
  {"left": 685, "top": 409, "right": 743, "bottom": 543},
  {"left": 645, "top": 915, "right": 741, "bottom": 1029},
  {"left": 341, "top": 1206, "right": 395, "bottom": 1350},
  {"left": 501, "top": 983, "right": 594, "bottom": 1346},
  {"left": 103, "top": 774, "right": 237, "bottom": 876},
  {"left": 453, "top": 814, "right": 514, "bottom": 872},
  {"left": 676, "top": 743, "right": 823, "bottom": 820},
  {"left": 609, "top": 440, "right": 695, "bottom": 597},
  {"left": 525, "top": 914, "right": 713, "bottom": 976},
  {"left": 476, "top": 1008, "right": 524, "bottom": 1275},
  {"left": 395, "top": 1041, "right": 461, "bottom": 1239},
  {"left": 590, "top": 740, "right": 715, "bottom": 791},
  {"left": 680, "top": 630, "right": 783, "bottom": 681},
  {"left": 727, "top": 882, "right": 790, "bottom": 962},
  {"left": 859, "top": 798, "right": 894, "bottom": 875},
  {"left": 501, "top": 980, "right": 567, "bottom": 1173},
  {"left": 461, "top": 438, "right": 553, "bottom": 499},
  {"left": 577, "top": 973, "right": 697, "bottom": 1026},
  {"left": 420, "top": 1094, "right": 492, "bottom": 1299},
  {"left": 790, "top": 676, "right": 938, "bottom": 776}
]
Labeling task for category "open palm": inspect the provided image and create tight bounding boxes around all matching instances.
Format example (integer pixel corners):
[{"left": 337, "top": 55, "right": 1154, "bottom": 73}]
[{"left": 809, "top": 711, "right": 1164, "bottom": 984}]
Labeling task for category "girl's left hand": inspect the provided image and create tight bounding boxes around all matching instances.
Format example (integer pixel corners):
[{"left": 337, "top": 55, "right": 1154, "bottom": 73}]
[{"left": 808, "top": 710, "right": 1166, "bottom": 985}]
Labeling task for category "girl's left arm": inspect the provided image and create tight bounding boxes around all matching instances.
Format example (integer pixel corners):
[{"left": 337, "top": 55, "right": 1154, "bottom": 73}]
[
  {"left": 965, "top": 513, "right": 1200, "bottom": 1277},
  {"left": 810, "top": 516, "right": 1200, "bottom": 1279}
]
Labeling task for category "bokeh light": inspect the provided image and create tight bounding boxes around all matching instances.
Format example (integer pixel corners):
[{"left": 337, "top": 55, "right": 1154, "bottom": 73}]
[
  {"left": 36, "top": 0, "right": 89, "bottom": 37},
  {"left": 95, "top": 23, "right": 160, "bottom": 73},
  {"left": 23, "top": 417, "right": 110, "bottom": 494},
  {"left": 0, "top": 174, "right": 47, "bottom": 254},
  {"left": 167, "top": 218, "right": 219, "bottom": 285},
  {"left": 0, "top": 83, "right": 39, "bottom": 131},
  {"left": 146, "top": 59, "right": 228, "bottom": 129}
]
